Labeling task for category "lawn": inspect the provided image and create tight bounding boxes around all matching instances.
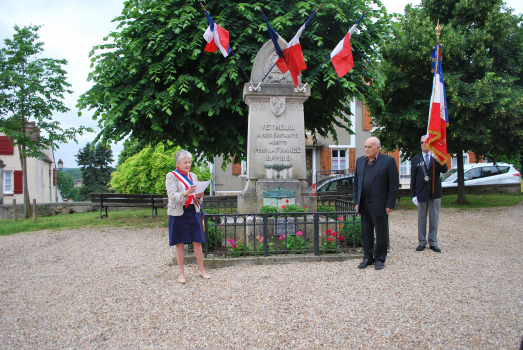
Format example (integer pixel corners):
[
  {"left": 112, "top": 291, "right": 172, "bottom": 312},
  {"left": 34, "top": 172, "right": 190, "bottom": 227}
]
[
  {"left": 0, "top": 208, "right": 170, "bottom": 236},
  {"left": 2, "top": 193, "right": 521, "bottom": 236},
  {"left": 395, "top": 193, "right": 523, "bottom": 210}
]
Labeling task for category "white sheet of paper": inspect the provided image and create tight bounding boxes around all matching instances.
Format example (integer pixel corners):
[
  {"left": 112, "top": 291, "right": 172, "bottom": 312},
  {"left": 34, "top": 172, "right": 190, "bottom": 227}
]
[{"left": 193, "top": 180, "right": 211, "bottom": 194}]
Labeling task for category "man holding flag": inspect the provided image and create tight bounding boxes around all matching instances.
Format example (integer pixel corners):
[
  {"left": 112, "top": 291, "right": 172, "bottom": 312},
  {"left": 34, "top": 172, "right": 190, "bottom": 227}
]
[{"left": 410, "top": 26, "right": 449, "bottom": 253}]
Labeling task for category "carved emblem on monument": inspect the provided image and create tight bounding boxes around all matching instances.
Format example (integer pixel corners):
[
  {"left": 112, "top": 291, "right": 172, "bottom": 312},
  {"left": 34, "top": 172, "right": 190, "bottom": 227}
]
[
  {"left": 250, "top": 102, "right": 266, "bottom": 111},
  {"left": 263, "top": 51, "right": 294, "bottom": 84},
  {"left": 289, "top": 103, "right": 303, "bottom": 111},
  {"left": 270, "top": 97, "right": 285, "bottom": 116}
]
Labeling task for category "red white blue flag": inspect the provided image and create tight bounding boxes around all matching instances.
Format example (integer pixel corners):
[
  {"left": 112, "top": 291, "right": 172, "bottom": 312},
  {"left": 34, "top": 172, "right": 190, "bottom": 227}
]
[
  {"left": 203, "top": 11, "right": 232, "bottom": 57},
  {"left": 426, "top": 44, "right": 449, "bottom": 165},
  {"left": 330, "top": 11, "right": 367, "bottom": 78},
  {"left": 263, "top": 11, "right": 317, "bottom": 87}
]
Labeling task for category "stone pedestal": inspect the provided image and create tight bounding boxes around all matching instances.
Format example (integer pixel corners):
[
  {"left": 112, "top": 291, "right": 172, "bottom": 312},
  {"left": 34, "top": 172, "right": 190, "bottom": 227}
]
[{"left": 238, "top": 41, "right": 316, "bottom": 213}]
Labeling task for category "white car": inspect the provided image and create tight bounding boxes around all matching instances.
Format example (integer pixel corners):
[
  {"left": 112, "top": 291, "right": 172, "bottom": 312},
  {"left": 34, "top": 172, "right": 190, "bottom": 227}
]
[{"left": 441, "top": 162, "right": 521, "bottom": 187}]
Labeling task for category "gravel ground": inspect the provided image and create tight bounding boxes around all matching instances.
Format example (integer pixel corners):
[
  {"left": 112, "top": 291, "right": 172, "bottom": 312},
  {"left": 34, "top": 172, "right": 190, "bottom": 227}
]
[{"left": 1, "top": 204, "right": 522, "bottom": 349}]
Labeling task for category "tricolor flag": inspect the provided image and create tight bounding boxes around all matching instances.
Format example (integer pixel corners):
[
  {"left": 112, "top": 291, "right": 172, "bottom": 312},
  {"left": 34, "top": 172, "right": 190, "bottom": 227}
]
[
  {"left": 203, "top": 11, "right": 232, "bottom": 57},
  {"left": 330, "top": 10, "right": 368, "bottom": 78},
  {"left": 262, "top": 10, "right": 317, "bottom": 87},
  {"left": 426, "top": 44, "right": 449, "bottom": 165}
]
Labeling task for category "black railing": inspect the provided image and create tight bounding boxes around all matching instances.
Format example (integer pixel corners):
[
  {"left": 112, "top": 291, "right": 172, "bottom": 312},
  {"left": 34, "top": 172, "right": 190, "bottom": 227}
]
[
  {"left": 201, "top": 196, "right": 238, "bottom": 213},
  {"left": 202, "top": 211, "right": 361, "bottom": 258}
]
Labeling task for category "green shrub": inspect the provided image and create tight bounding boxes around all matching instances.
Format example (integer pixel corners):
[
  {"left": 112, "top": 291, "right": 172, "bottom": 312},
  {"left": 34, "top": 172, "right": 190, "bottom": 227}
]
[
  {"left": 317, "top": 205, "right": 336, "bottom": 219},
  {"left": 340, "top": 216, "right": 362, "bottom": 247},
  {"left": 260, "top": 205, "right": 279, "bottom": 216},
  {"left": 205, "top": 223, "right": 223, "bottom": 251},
  {"left": 203, "top": 209, "right": 222, "bottom": 224},
  {"left": 281, "top": 204, "right": 309, "bottom": 217},
  {"left": 255, "top": 235, "right": 276, "bottom": 255},
  {"left": 227, "top": 238, "right": 252, "bottom": 257},
  {"left": 282, "top": 231, "right": 308, "bottom": 253}
]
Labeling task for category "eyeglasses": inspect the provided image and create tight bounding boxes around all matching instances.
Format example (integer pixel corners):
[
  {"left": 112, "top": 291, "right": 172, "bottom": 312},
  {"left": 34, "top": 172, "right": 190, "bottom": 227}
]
[{"left": 420, "top": 142, "right": 426, "bottom": 144}]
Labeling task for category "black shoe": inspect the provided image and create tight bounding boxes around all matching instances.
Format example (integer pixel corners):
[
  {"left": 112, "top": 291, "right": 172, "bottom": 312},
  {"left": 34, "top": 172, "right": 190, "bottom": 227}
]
[
  {"left": 375, "top": 261, "right": 384, "bottom": 270},
  {"left": 358, "top": 259, "right": 374, "bottom": 269},
  {"left": 416, "top": 245, "right": 426, "bottom": 251},
  {"left": 430, "top": 246, "right": 441, "bottom": 253}
]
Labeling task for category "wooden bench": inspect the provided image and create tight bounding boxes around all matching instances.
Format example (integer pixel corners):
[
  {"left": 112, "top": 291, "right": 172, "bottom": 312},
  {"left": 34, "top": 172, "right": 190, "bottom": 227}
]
[{"left": 90, "top": 193, "right": 164, "bottom": 219}]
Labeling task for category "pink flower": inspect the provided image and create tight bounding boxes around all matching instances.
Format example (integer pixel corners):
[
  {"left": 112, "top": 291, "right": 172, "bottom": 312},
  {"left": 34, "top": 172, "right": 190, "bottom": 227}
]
[
  {"left": 330, "top": 231, "right": 336, "bottom": 236},
  {"left": 296, "top": 231, "right": 303, "bottom": 236},
  {"left": 260, "top": 237, "right": 264, "bottom": 242},
  {"left": 228, "top": 239, "right": 234, "bottom": 244},
  {"left": 338, "top": 216, "right": 343, "bottom": 221},
  {"left": 327, "top": 237, "right": 334, "bottom": 242},
  {"left": 256, "top": 235, "right": 260, "bottom": 239},
  {"left": 279, "top": 235, "right": 286, "bottom": 240},
  {"left": 231, "top": 243, "right": 236, "bottom": 248}
]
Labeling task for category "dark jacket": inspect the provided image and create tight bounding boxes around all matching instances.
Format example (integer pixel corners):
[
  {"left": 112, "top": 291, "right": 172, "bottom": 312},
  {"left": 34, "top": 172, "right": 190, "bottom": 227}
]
[
  {"left": 353, "top": 153, "right": 399, "bottom": 216},
  {"left": 410, "top": 154, "right": 448, "bottom": 202}
]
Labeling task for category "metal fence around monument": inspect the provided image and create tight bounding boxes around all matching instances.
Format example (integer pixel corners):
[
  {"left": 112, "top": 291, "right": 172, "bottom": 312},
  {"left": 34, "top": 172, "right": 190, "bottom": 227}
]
[{"left": 202, "top": 210, "right": 361, "bottom": 258}]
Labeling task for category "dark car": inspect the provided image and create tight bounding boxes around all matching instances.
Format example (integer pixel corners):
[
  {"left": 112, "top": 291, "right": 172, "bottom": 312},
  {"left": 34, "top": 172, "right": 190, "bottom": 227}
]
[{"left": 316, "top": 174, "right": 355, "bottom": 193}]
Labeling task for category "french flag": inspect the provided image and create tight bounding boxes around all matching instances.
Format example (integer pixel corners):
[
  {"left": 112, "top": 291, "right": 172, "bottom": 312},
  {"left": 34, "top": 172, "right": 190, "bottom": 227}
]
[
  {"left": 330, "top": 10, "right": 367, "bottom": 78},
  {"left": 426, "top": 44, "right": 449, "bottom": 165},
  {"left": 263, "top": 11, "right": 317, "bottom": 87},
  {"left": 203, "top": 12, "right": 232, "bottom": 57}
]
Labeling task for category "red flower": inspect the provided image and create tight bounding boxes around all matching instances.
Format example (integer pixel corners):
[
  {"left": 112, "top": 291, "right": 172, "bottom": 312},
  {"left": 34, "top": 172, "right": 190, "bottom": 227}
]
[
  {"left": 338, "top": 236, "right": 345, "bottom": 241},
  {"left": 286, "top": 199, "right": 289, "bottom": 203},
  {"left": 339, "top": 224, "right": 342, "bottom": 228},
  {"left": 281, "top": 205, "right": 286, "bottom": 209},
  {"left": 303, "top": 206, "right": 307, "bottom": 209},
  {"left": 330, "top": 232, "right": 336, "bottom": 236},
  {"left": 327, "top": 237, "right": 334, "bottom": 242}
]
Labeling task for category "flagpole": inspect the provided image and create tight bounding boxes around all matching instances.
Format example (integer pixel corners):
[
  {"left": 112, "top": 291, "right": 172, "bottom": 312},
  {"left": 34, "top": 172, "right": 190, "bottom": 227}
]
[
  {"left": 427, "top": 20, "right": 442, "bottom": 135},
  {"left": 296, "top": 7, "right": 371, "bottom": 92}
]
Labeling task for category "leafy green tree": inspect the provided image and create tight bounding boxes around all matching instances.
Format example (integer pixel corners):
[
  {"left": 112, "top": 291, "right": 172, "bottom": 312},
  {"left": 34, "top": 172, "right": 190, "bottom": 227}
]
[
  {"left": 0, "top": 25, "right": 91, "bottom": 217},
  {"left": 116, "top": 138, "right": 147, "bottom": 167},
  {"left": 111, "top": 143, "right": 212, "bottom": 195},
  {"left": 365, "top": 0, "right": 523, "bottom": 203},
  {"left": 57, "top": 170, "right": 80, "bottom": 201},
  {"left": 76, "top": 143, "right": 115, "bottom": 200},
  {"left": 77, "top": 0, "right": 393, "bottom": 161}
]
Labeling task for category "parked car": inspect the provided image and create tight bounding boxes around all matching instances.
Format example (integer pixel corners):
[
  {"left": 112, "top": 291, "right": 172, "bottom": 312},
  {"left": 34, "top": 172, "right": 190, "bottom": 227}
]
[
  {"left": 441, "top": 162, "right": 521, "bottom": 187},
  {"left": 316, "top": 174, "right": 355, "bottom": 193}
]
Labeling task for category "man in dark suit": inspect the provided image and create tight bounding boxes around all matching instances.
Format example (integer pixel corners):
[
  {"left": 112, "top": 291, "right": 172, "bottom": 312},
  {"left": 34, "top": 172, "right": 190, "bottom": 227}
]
[
  {"left": 353, "top": 137, "right": 399, "bottom": 270},
  {"left": 410, "top": 135, "right": 448, "bottom": 252}
]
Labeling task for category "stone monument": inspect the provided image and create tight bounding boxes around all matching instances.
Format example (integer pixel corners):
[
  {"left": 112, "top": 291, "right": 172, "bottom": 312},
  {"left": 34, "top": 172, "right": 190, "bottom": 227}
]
[{"left": 238, "top": 41, "right": 316, "bottom": 213}]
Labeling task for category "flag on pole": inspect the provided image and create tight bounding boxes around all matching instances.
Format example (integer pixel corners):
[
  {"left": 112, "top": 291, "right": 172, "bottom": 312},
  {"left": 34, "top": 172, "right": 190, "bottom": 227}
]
[
  {"left": 262, "top": 10, "right": 318, "bottom": 87},
  {"left": 203, "top": 11, "right": 232, "bottom": 57},
  {"left": 426, "top": 44, "right": 449, "bottom": 165},
  {"left": 330, "top": 10, "right": 368, "bottom": 78}
]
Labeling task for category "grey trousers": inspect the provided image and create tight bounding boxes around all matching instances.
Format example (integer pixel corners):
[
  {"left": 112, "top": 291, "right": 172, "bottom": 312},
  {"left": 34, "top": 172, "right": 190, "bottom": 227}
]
[{"left": 418, "top": 198, "right": 441, "bottom": 247}]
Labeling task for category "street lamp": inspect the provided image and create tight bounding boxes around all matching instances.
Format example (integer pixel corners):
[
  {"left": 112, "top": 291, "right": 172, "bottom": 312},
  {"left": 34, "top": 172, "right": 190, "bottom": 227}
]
[{"left": 57, "top": 159, "right": 63, "bottom": 170}]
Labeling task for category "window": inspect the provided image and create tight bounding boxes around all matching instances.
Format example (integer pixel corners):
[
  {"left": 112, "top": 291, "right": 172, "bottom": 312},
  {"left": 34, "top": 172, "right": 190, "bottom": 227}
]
[
  {"left": 464, "top": 168, "right": 480, "bottom": 181},
  {"left": 331, "top": 149, "right": 347, "bottom": 170},
  {"left": 481, "top": 166, "right": 499, "bottom": 178},
  {"left": 3, "top": 171, "right": 13, "bottom": 193},
  {"left": 241, "top": 160, "right": 247, "bottom": 176},
  {"left": 400, "top": 158, "right": 411, "bottom": 179},
  {"left": 451, "top": 154, "right": 469, "bottom": 168},
  {"left": 498, "top": 166, "right": 510, "bottom": 174}
]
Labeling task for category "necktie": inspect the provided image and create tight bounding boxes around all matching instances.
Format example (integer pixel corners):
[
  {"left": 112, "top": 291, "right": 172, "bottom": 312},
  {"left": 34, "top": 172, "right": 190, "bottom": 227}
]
[{"left": 424, "top": 154, "right": 430, "bottom": 169}]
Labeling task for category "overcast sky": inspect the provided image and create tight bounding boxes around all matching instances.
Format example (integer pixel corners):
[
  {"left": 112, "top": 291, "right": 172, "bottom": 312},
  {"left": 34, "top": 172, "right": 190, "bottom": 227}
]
[{"left": 1, "top": 0, "right": 522, "bottom": 169}]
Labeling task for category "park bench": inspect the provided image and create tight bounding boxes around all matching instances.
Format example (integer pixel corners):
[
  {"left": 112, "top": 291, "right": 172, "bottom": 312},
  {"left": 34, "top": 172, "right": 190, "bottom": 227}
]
[{"left": 90, "top": 193, "right": 165, "bottom": 219}]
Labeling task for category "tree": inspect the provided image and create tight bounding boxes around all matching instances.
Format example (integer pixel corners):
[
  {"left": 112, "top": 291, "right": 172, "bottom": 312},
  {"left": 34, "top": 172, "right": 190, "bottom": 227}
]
[
  {"left": 111, "top": 143, "right": 212, "bottom": 195},
  {"left": 76, "top": 143, "right": 115, "bottom": 200},
  {"left": 57, "top": 170, "right": 80, "bottom": 201},
  {"left": 116, "top": 138, "right": 146, "bottom": 167},
  {"left": 365, "top": 0, "right": 523, "bottom": 203},
  {"left": 0, "top": 25, "right": 91, "bottom": 217},
  {"left": 77, "top": 0, "right": 393, "bottom": 161}
]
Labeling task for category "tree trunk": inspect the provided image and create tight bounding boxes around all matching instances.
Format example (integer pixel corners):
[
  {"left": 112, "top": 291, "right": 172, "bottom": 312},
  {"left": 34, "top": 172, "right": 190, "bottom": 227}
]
[
  {"left": 22, "top": 146, "right": 30, "bottom": 218},
  {"left": 456, "top": 142, "right": 467, "bottom": 204}
]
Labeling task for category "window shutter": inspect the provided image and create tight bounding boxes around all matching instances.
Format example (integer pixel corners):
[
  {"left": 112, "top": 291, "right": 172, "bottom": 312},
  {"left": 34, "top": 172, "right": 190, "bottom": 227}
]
[
  {"left": 362, "top": 104, "right": 373, "bottom": 131},
  {"left": 349, "top": 148, "right": 356, "bottom": 169},
  {"left": 320, "top": 148, "right": 331, "bottom": 174},
  {"left": 0, "top": 136, "right": 14, "bottom": 155},
  {"left": 388, "top": 150, "right": 400, "bottom": 171},
  {"left": 232, "top": 157, "right": 241, "bottom": 175},
  {"left": 14, "top": 170, "right": 23, "bottom": 194},
  {"left": 446, "top": 154, "right": 452, "bottom": 169}
]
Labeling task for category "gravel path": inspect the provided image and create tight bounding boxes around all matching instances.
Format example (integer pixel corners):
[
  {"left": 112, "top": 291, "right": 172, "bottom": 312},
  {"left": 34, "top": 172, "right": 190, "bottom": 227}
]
[{"left": 1, "top": 204, "right": 522, "bottom": 349}]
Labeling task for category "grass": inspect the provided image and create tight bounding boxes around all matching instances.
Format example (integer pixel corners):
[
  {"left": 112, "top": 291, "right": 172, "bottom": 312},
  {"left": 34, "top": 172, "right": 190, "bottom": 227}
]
[
  {"left": 396, "top": 193, "right": 523, "bottom": 210},
  {"left": 0, "top": 208, "right": 170, "bottom": 236},
  {"left": 2, "top": 193, "right": 521, "bottom": 236}
]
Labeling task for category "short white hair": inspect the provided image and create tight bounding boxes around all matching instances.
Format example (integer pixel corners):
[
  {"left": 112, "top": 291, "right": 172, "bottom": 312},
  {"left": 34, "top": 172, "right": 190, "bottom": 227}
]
[
  {"left": 175, "top": 149, "right": 192, "bottom": 164},
  {"left": 421, "top": 135, "right": 428, "bottom": 141}
]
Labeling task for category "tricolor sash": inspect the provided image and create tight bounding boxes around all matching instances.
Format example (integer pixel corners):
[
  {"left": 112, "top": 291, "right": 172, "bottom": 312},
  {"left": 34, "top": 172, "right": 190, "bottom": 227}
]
[{"left": 172, "top": 169, "right": 200, "bottom": 209}]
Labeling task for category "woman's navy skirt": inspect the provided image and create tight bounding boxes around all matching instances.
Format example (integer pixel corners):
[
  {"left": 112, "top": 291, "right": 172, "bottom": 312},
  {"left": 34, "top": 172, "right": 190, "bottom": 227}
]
[{"left": 168, "top": 204, "right": 204, "bottom": 246}]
